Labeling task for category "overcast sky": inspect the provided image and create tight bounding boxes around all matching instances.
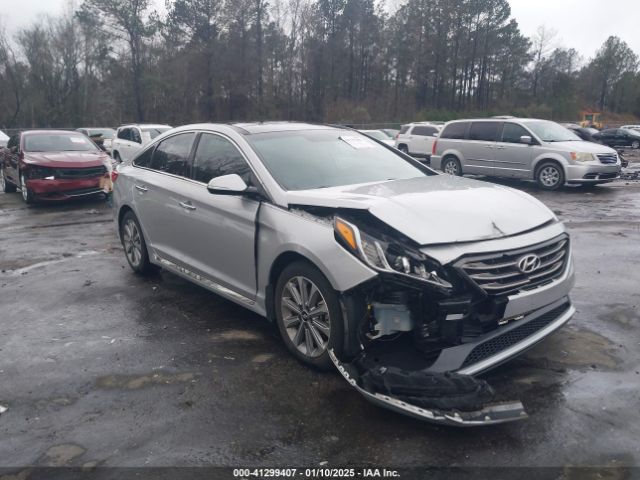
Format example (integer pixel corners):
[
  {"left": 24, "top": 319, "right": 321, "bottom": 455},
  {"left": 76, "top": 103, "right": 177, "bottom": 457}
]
[{"left": 1, "top": 0, "right": 639, "bottom": 60}]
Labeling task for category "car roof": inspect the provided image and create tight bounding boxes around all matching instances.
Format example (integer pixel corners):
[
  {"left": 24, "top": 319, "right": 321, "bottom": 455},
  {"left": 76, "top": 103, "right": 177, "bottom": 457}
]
[
  {"left": 229, "top": 122, "right": 336, "bottom": 134},
  {"left": 118, "top": 124, "right": 171, "bottom": 129},
  {"left": 22, "top": 130, "right": 84, "bottom": 136}
]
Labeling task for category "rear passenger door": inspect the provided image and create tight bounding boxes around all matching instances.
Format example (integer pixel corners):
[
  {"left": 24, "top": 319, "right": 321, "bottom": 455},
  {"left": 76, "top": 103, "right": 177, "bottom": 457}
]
[
  {"left": 492, "top": 123, "right": 534, "bottom": 178},
  {"left": 464, "top": 122, "right": 501, "bottom": 175},
  {"left": 130, "top": 132, "right": 197, "bottom": 265},
  {"left": 178, "top": 132, "right": 261, "bottom": 300}
]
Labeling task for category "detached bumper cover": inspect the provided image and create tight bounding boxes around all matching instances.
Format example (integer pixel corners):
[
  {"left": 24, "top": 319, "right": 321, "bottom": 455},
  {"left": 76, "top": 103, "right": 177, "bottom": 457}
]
[{"left": 330, "top": 351, "right": 527, "bottom": 426}]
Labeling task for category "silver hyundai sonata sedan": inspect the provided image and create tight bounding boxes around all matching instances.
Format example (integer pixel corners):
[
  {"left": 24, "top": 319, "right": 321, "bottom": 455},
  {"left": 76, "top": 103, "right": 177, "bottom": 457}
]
[{"left": 113, "top": 122, "right": 575, "bottom": 425}]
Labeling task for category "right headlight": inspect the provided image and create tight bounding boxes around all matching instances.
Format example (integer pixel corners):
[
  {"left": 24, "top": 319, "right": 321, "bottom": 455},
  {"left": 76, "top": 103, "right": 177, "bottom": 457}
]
[{"left": 334, "top": 217, "right": 453, "bottom": 291}]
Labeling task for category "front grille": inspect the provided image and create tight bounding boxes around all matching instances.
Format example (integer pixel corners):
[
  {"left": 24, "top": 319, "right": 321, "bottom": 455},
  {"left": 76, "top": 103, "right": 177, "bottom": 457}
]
[
  {"left": 460, "top": 303, "right": 570, "bottom": 368},
  {"left": 456, "top": 235, "right": 569, "bottom": 296},
  {"left": 597, "top": 153, "right": 618, "bottom": 164},
  {"left": 28, "top": 165, "right": 106, "bottom": 179},
  {"left": 55, "top": 166, "right": 106, "bottom": 179}
]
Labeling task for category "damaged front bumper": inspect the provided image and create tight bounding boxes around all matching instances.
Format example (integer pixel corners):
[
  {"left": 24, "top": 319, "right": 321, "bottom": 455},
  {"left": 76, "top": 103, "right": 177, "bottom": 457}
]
[
  {"left": 330, "top": 298, "right": 574, "bottom": 426},
  {"left": 329, "top": 351, "right": 527, "bottom": 426}
]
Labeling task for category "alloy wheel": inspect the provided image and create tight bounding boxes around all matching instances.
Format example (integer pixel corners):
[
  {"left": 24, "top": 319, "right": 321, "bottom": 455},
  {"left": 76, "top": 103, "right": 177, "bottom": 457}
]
[
  {"left": 539, "top": 166, "right": 560, "bottom": 187},
  {"left": 280, "top": 276, "right": 331, "bottom": 358},
  {"left": 21, "top": 175, "right": 28, "bottom": 202},
  {"left": 122, "top": 218, "right": 143, "bottom": 267},
  {"left": 444, "top": 160, "right": 459, "bottom": 175}
]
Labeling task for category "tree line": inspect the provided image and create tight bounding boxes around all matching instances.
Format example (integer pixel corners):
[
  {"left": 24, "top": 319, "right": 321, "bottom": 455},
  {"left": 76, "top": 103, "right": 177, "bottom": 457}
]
[{"left": 1, "top": 0, "right": 639, "bottom": 129}]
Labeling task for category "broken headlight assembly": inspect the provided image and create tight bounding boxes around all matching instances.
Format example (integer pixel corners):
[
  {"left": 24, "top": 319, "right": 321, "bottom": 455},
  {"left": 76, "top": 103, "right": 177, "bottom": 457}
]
[{"left": 334, "top": 217, "right": 453, "bottom": 291}]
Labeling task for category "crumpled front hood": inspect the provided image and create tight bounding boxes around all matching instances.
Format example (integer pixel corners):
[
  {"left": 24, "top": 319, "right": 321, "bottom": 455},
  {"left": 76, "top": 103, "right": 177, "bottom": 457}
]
[
  {"left": 24, "top": 151, "right": 107, "bottom": 168},
  {"left": 286, "top": 175, "right": 556, "bottom": 245}
]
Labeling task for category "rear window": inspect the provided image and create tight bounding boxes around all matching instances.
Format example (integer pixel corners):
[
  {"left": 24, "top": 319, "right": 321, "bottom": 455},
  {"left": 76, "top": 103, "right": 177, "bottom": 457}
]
[
  {"left": 468, "top": 122, "right": 500, "bottom": 141},
  {"left": 399, "top": 125, "right": 410, "bottom": 134},
  {"left": 440, "top": 122, "right": 469, "bottom": 139},
  {"left": 411, "top": 126, "right": 438, "bottom": 136}
]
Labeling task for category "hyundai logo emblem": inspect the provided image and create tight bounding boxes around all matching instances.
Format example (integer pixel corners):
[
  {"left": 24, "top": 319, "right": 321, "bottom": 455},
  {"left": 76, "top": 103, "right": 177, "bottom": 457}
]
[{"left": 517, "top": 254, "right": 541, "bottom": 274}]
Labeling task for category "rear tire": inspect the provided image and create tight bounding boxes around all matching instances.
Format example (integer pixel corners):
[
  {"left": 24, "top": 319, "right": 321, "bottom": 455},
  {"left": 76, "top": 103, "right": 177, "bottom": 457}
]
[
  {"left": 536, "top": 161, "right": 564, "bottom": 191},
  {"left": 1, "top": 166, "right": 16, "bottom": 193},
  {"left": 274, "top": 261, "right": 344, "bottom": 370},
  {"left": 442, "top": 156, "right": 462, "bottom": 176},
  {"left": 398, "top": 144, "right": 409, "bottom": 154},
  {"left": 120, "top": 211, "right": 153, "bottom": 275}
]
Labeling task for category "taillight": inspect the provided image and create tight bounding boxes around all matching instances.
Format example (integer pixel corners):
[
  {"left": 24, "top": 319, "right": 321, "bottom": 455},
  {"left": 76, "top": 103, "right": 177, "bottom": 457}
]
[
  {"left": 111, "top": 171, "right": 119, "bottom": 182},
  {"left": 395, "top": 133, "right": 399, "bottom": 139},
  {"left": 432, "top": 139, "right": 438, "bottom": 156}
]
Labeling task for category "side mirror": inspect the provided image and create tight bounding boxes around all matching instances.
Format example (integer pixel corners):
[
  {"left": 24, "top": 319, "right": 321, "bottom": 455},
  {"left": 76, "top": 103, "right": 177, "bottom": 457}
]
[
  {"left": 519, "top": 135, "right": 533, "bottom": 145},
  {"left": 207, "top": 174, "right": 249, "bottom": 195}
]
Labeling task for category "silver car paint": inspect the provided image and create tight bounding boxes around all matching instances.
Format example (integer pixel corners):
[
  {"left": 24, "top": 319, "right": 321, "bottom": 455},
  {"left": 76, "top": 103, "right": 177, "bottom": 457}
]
[
  {"left": 113, "top": 123, "right": 574, "bottom": 376},
  {"left": 431, "top": 119, "right": 620, "bottom": 184},
  {"left": 285, "top": 175, "right": 555, "bottom": 245}
]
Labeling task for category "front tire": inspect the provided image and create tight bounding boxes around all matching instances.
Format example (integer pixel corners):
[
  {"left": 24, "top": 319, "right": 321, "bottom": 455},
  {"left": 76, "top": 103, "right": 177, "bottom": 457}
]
[
  {"left": 442, "top": 156, "right": 462, "bottom": 176},
  {"left": 274, "top": 261, "right": 344, "bottom": 370},
  {"left": 120, "top": 211, "right": 153, "bottom": 275},
  {"left": 398, "top": 144, "right": 409, "bottom": 154},
  {"left": 20, "top": 173, "right": 35, "bottom": 204},
  {"left": 536, "top": 161, "right": 565, "bottom": 191}
]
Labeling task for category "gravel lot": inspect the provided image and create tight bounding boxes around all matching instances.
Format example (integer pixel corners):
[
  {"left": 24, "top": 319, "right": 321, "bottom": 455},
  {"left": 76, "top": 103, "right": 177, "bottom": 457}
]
[{"left": 1, "top": 165, "right": 640, "bottom": 471}]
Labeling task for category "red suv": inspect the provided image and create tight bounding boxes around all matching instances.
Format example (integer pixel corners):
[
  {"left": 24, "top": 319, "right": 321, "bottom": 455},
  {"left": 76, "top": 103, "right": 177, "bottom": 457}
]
[{"left": 0, "top": 130, "right": 111, "bottom": 203}]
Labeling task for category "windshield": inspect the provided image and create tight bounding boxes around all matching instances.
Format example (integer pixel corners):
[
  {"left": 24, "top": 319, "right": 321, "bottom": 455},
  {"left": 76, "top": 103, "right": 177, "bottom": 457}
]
[
  {"left": 360, "top": 130, "right": 388, "bottom": 141},
  {"left": 142, "top": 127, "right": 171, "bottom": 139},
  {"left": 24, "top": 133, "right": 99, "bottom": 152},
  {"left": 521, "top": 120, "right": 581, "bottom": 142},
  {"left": 247, "top": 129, "right": 427, "bottom": 191},
  {"left": 87, "top": 129, "right": 115, "bottom": 139}
]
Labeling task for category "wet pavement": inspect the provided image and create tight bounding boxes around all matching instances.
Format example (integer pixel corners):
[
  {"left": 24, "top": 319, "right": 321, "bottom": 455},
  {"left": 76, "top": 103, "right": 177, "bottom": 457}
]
[{"left": 1, "top": 170, "right": 640, "bottom": 469}]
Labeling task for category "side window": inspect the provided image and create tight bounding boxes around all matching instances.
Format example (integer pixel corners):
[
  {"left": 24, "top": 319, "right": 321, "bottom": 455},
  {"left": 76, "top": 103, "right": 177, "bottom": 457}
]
[
  {"left": 192, "top": 133, "right": 251, "bottom": 184},
  {"left": 501, "top": 123, "right": 530, "bottom": 144},
  {"left": 133, "top": 146, "right": 154, "bottom": 168},
  {"left": 399, "top": 125, "right": 410, "bottom": 134},
  {"left": 117, "top": 128, "right": 130, "bottom": 140},
  {"left": 131, "top": 128, "right": 142, "bottom": 144},
  {"left": 150, "top": 133, "right": 196, "bottom": 177},
  {"left": 468, "top": 122, "right": 500, "bottom": 142},
  {"left": 412, "top": 126, "right": 437, "bottom": 136},
  {"left": 440, "top": 122, "right": 468, "bottom": 139}
]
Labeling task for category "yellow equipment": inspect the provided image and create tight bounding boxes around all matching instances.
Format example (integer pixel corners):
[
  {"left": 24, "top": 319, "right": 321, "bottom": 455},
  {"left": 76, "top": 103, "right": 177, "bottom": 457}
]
[{"left": 580, "top": 111, "right": 603, "bottom": 129}]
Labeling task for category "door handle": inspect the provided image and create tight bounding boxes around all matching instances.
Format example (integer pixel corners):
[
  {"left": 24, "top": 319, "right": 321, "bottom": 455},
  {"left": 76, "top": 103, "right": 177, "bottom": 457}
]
[
  {"left": 135, "top": 184, "right": 148, "bottom": 192},
  {"left": 179, "top": 201, "right": 196, "bottom": 211}
]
